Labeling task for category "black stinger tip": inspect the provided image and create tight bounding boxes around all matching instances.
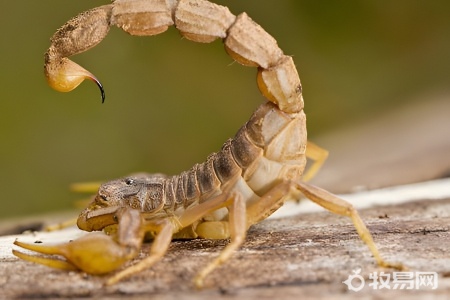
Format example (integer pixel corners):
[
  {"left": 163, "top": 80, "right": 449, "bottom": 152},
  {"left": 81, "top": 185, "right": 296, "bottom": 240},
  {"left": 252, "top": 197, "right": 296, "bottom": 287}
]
[
  {"left": 98, "top": 81, "right": 106, "bottom": 104},
  {"left": 91, "top": 77, "right": 106, "bottom": 103}
]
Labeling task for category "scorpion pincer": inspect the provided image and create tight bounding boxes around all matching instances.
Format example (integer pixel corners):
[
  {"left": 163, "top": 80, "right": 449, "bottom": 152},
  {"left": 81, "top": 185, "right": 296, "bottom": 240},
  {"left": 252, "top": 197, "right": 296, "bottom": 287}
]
[{"left": 13, "top": 0, "right": 404, "bottom": 288}]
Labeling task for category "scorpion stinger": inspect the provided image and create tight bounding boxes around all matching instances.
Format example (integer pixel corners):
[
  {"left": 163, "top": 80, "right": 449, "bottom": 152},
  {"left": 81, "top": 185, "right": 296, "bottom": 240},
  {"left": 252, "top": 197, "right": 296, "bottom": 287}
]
[
  {"left": 44, "top": 54, "right": 106, "bottom": 103},
  {"left": 93, "top": 78, "right": 106, "bottom": 103},
  {"left": 43, "top": 5, "right": 110, "bottom": 103}
]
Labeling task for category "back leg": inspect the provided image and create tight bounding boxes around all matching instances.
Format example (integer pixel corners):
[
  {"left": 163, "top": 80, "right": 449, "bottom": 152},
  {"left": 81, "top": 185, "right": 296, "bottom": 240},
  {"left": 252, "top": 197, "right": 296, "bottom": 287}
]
[
  {"left": 246, "top": 180, "right": 404, "bottom": 270},
  {"left": 303, "top": 141, "right": 329, "bottom": 182},
  {"left": 293, "top": 181, "right": 404, "bottom": 270}
]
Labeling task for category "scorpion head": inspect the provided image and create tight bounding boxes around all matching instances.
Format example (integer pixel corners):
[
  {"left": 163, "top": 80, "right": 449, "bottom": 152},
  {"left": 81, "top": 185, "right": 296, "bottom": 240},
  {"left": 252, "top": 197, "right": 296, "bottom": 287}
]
[{"left": 77, "top": 173, "right": 167, "bottom": 232}]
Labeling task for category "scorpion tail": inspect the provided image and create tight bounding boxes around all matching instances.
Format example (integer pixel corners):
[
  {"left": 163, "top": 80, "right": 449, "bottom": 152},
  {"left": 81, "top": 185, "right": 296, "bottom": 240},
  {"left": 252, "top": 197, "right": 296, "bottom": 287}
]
[{"left": 44, "top": 5, "right": 112, "bottom": 103}]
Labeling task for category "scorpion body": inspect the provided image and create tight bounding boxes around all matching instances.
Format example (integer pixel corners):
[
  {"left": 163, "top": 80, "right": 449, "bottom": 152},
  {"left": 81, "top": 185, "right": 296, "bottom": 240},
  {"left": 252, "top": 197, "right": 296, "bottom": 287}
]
[
  {"left": 13, "top": 0, "right": 403, "bottom": 288},
  {"left": 79, "top": 101, "right": 306, "bottom": 234}
]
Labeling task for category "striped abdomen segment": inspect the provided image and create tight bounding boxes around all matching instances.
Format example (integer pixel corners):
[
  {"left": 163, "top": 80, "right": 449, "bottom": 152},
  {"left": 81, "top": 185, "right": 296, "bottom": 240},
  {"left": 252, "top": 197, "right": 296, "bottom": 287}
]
[{"left": 163, "top": 102, "right": 306, "bottom": 211}]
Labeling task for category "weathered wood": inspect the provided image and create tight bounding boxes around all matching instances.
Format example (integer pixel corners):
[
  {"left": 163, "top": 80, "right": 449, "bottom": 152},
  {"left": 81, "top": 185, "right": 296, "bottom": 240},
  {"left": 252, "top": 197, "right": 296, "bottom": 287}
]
[{"left": 1, "top": 197, "right": 449, "bottom": 299}]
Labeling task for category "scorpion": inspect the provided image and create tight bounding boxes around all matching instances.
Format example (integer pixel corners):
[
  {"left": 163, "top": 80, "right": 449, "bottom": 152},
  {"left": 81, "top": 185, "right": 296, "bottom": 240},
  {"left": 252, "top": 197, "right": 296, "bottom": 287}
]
[{"left": 13, "top": 0, "right": 404, "bottom": 288}]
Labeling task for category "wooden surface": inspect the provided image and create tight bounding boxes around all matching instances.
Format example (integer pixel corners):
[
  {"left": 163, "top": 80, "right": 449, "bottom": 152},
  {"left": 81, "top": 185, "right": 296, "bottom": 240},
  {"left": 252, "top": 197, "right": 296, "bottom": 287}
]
[{"left": 1, "top": 194, "right": 449, "bottom": 299}]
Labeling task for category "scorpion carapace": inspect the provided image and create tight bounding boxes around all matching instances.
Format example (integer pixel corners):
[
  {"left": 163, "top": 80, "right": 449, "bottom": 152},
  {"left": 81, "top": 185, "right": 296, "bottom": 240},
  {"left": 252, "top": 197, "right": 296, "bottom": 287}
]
[{"left": 13, "top": 0, "right": 404, "bottom": 288}]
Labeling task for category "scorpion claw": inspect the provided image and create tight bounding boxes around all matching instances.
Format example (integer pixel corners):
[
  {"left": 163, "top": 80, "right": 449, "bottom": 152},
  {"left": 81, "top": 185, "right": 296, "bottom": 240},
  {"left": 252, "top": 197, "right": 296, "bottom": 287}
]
[
  {"left": 12, "top": 247, "right": 78, "bottom": 271},
  {"left": 13, "top": 233, "right": 133, "bottom": 275}
]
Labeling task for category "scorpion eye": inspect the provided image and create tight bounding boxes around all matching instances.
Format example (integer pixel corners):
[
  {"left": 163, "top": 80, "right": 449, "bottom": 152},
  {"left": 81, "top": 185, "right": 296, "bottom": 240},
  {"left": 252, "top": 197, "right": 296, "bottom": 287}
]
[{"left": 125, "top": 178, "right": 134, "bottom": 185}]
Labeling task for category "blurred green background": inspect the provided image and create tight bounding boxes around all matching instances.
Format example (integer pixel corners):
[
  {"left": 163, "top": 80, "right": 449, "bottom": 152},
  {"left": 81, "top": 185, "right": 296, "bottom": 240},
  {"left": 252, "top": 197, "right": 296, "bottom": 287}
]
[{"left": 0, "top": 1, "right": 449, "bottom": 218}]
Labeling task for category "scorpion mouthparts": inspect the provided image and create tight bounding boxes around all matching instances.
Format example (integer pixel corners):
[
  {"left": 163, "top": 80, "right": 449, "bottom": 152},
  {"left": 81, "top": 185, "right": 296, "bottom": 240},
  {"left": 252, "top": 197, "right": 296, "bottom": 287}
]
[{"left": 77, "top": 206, "right": 120, "bottom": 232}]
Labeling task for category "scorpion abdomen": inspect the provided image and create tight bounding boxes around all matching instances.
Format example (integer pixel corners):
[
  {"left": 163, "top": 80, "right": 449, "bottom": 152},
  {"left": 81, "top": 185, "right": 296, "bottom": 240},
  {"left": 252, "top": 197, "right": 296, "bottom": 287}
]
[{"left": 162, "top": 101, "right": 307, "bottom": 211}]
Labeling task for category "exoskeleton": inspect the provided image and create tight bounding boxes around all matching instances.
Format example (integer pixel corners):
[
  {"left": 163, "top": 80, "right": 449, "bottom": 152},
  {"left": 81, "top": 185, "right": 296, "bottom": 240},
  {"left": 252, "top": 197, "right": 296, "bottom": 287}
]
[{"left": 13, "top": 0, "right": 403, "bottom": 288}]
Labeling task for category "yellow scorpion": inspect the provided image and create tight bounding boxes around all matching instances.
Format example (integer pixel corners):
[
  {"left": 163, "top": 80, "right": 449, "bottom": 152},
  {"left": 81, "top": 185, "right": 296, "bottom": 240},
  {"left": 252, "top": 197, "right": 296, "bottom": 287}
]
[{"left": 13, "top": 0, "right": 403, "bottom": 288}]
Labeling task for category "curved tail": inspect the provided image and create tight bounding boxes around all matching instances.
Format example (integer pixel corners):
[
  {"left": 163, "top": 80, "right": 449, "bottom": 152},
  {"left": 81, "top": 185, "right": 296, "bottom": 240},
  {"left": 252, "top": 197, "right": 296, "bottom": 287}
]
[{"left": 44, "top": 0, "right": 303, "bottom": 113}]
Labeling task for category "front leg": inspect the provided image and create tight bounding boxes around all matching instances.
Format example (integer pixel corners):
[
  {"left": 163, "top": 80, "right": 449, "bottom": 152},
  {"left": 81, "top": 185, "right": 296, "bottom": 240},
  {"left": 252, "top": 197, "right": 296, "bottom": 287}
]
[
  {"left": 106, "top": 217, "right": 175, "bottom": 285},
  {"left": 193, "top": 193, "right": 247, "bottom": 288}
]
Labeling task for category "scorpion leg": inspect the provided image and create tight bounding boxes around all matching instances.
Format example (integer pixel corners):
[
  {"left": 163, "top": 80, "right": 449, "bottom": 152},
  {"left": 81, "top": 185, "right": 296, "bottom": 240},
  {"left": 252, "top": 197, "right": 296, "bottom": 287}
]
[
  {"left": 44, "top": 218, "right": 78, "bottom": 232},
  {"left": 106, "top": 218, "right": 174, "bottom": 285},
  {"left": 293, "top": 181, "right": 405, "bottom": 270},
  {"left": 70, "top": 181, "right": 103, "bottom": 193},
  {"left": 45, "top": 182, "right": 102, "bottom": 231},
  {"left": 193, "top": 193, "right": 246, "bottom": 288},
  {"left": 108, "top": 191, "right": 247, "bottom": 287},
  {"left": 303, "top": 141, "right": 329, "bottom": 182},
  {"left": 245, "top": 181, "right": 404, "bottom": 270},
  {"left": 13, "top": 207, "right": 146, "bottom": 275}
]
